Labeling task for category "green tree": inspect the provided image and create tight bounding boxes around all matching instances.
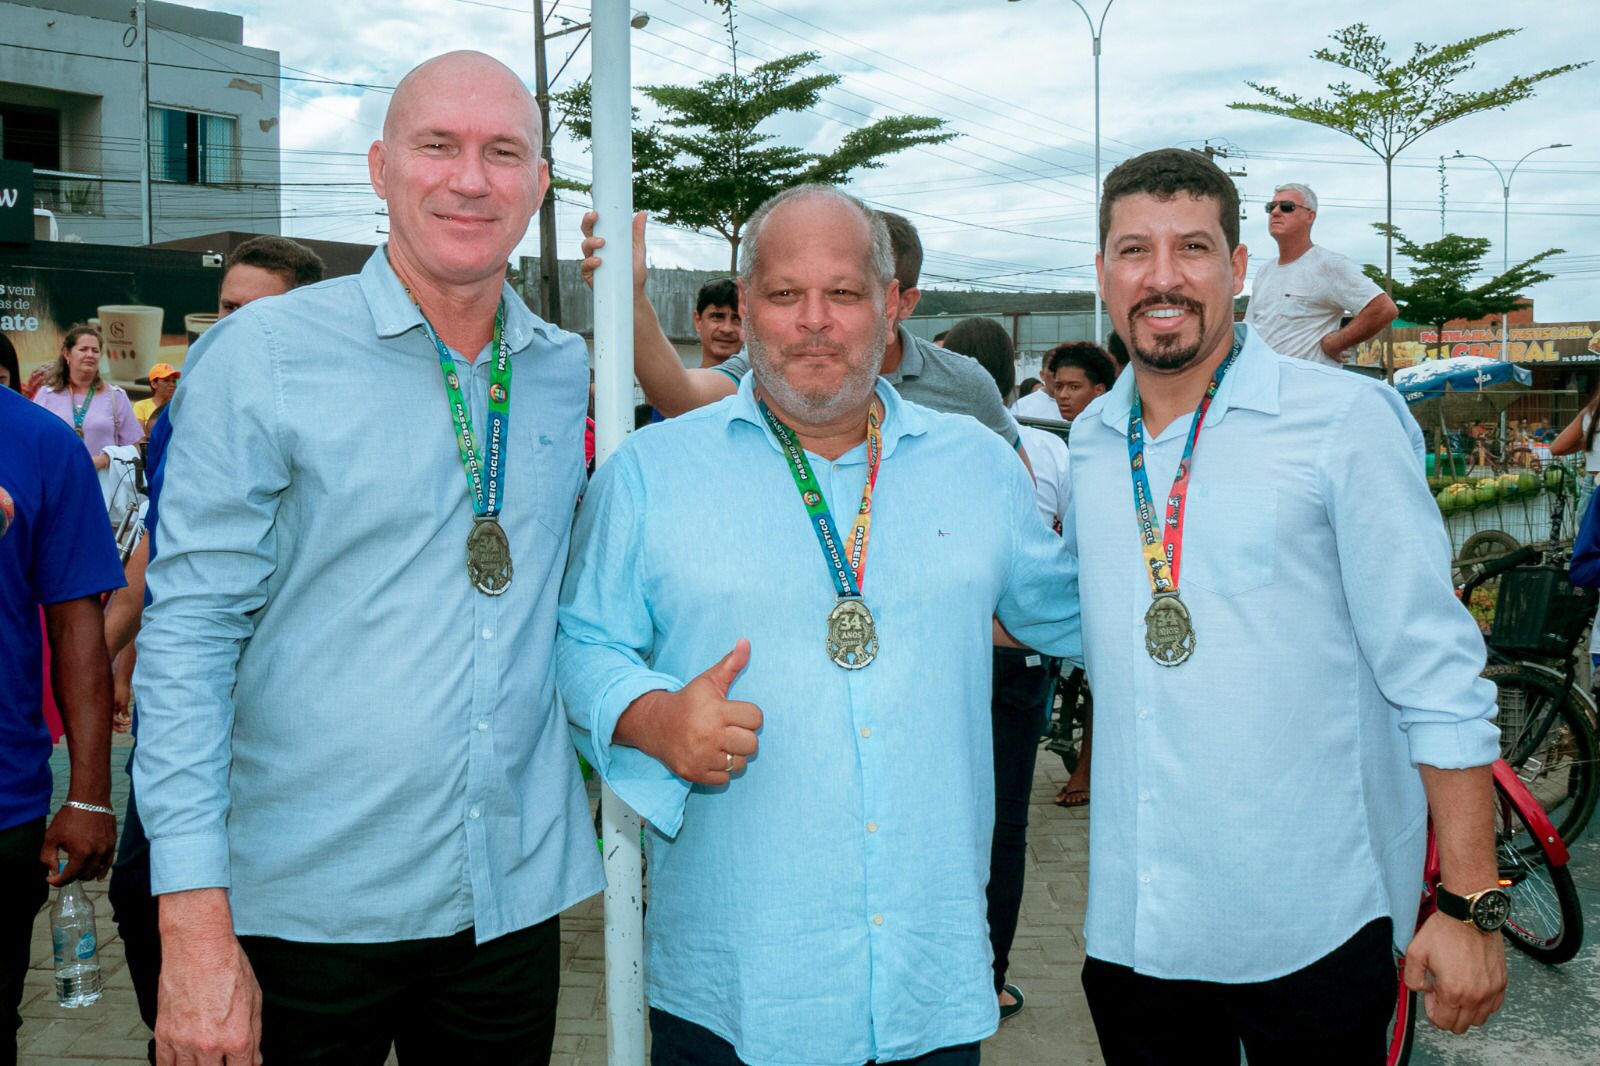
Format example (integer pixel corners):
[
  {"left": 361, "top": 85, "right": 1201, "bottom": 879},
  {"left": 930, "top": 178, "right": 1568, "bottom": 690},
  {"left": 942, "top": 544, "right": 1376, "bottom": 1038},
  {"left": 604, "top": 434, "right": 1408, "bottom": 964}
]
[
  {"left": 557, "top": 50, "right": 953, "bottom": 272},
  {"left": 1229, "top": 24, "right": 1586, "bottom": 378},
  {"left": 1362, "top": 224, "right": 1560, "bottom": 359}
]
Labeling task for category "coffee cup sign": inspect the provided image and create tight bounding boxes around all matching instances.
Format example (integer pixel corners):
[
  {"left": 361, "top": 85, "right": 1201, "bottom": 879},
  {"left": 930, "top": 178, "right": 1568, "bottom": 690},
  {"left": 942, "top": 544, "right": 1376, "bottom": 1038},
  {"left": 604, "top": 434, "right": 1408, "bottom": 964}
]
[{"left": 97, "top": 305, "right": 164, "bottom": 383}]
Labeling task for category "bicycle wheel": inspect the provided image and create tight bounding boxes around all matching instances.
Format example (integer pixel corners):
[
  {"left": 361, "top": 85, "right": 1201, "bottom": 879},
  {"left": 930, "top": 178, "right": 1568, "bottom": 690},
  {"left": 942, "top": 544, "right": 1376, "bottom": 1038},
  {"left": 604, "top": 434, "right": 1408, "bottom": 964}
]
[
  {"left": 1386, "top": 958, "right": 1418, "bottom": 1066},
  {"left": 1495, "top": 781, "right": 1584, "bottom": 964},
  {"left": 1482, "top": 664, "right": 1599, "bottom": 849}
]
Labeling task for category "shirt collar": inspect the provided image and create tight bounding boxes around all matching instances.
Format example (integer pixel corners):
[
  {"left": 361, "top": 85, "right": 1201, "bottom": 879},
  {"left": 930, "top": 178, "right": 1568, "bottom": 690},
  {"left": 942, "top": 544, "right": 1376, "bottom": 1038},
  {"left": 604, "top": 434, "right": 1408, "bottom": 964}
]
[
  {"left": 889, "top": 324, "right": 923, "bottom": 383},
  {"left": 727, "top": 371, "right": 929, "bottom": 462},
  {"left": 359, "top": 245, "right": 555, "bottom": 353},
  {"left": 1096, "top": 323, "right": 1280, "bottom": 433}
]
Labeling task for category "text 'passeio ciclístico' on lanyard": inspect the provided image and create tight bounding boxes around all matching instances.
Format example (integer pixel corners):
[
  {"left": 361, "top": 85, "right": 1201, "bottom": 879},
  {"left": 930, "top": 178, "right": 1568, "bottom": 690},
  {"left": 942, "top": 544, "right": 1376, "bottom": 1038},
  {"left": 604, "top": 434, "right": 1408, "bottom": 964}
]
[
  {"left": 760, "top": 398, "right": 883, "bottom": 670},
  {"left": 420, "top": 300, "right": 514, "bottom": 597},
  {"left": 1126, "top": 338, "right": 1242, "bottom": 666}
]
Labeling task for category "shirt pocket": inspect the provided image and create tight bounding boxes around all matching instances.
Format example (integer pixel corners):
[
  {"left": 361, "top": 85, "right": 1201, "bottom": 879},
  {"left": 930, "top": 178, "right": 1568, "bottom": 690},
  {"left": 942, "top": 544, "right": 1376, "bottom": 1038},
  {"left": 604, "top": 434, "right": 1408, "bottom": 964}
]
[
  {"left": 1181, "top": 483, "right": 1277, "bottom": 598},
  {"left": 522, "top": 426, "right": 586, "bottom": 539}
]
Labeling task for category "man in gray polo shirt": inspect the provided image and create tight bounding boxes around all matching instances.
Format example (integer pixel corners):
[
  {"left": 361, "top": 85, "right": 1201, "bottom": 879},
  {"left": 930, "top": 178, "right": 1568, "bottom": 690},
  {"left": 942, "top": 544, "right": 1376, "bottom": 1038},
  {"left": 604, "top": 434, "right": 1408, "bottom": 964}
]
[{"left": 580, "top": 209, "right": 1025, "bottom": 457}]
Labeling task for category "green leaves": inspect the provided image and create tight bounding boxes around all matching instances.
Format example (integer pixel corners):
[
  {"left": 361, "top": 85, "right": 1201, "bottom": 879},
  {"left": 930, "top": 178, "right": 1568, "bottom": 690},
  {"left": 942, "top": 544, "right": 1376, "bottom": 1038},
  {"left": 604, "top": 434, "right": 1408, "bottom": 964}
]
[
  {"left": 1363, "top": 223, "right": 1562, "bottom": 335},
  {"left": 555, "top": 47, "right": 953, "bottom": 270},
  {"left": 1229, "top": 24, "right": 1587, "bottom": 160}
]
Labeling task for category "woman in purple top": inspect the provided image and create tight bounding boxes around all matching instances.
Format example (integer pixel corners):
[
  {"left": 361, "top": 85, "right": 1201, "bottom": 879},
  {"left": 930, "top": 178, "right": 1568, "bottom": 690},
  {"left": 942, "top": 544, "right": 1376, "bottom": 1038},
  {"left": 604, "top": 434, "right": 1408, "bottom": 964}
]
[{"left": 31, "top": 325, "right": 143, "bottom": 467}]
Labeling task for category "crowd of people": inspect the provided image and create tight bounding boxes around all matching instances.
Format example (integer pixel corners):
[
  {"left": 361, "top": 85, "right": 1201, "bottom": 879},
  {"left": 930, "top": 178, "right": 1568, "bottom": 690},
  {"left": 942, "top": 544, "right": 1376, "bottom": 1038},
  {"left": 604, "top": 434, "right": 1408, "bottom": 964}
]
[{"left": 0, "top": 46, "right": 1519, "bottom": 1066}]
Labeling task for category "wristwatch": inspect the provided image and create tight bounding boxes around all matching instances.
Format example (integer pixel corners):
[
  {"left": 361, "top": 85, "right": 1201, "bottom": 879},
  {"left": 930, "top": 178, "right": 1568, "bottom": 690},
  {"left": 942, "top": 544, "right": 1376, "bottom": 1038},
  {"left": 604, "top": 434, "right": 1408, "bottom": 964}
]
[{"left": 1436, "top": 884, "right": 1512, "bottom": 933}]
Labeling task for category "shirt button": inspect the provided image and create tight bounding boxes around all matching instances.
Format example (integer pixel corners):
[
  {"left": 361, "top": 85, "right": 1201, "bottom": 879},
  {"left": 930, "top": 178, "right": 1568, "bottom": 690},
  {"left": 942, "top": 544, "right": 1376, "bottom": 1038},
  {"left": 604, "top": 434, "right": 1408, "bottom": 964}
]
[
  {"left": 1137, "top": 708, "right": 1150, "bottom": 720},
  {"left": 468, "top": 806, "right": 481, "bottom": 820},
  {"left": 1139, "top": 789, "right": 1150, "bottom": 802},
  {"left": 476, "top": 720, "right": 489, "bottom": 732},
  {"left": 860, "top": 726, "right": 872, "bottom": 739},
  {"left": 871, "top": 914, "right": 884, "bottom": 926},
  {"left": 1139, "top": 872, "right": 1151, "bottom": 884},
  {"left": 481, "top": 627, "right": 494, "bottom": 641},
  {"left": 866, "top": 821, "right": 878, "bottom": 834}
]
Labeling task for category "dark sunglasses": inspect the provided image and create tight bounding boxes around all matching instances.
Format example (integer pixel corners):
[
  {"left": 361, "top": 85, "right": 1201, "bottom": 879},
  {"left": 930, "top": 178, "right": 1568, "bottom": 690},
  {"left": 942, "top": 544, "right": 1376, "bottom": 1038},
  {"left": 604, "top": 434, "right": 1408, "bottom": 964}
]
[{"left": 1265, "top": 201, "right": 1312, "bottom": 215}]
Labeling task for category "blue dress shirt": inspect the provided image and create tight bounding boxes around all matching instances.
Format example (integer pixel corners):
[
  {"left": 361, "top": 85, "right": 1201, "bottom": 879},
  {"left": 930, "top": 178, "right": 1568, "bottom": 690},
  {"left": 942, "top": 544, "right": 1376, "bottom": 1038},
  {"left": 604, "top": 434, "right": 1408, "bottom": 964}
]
[
  {"left": 557, "top": 376, "right": 1080, "bottom": 1066},
  {"left": 133, "top": 249, "right": 603, "bottom": 943},
  {"left": 1066, "top": 324, "right": 1498, "bottom": 982}
]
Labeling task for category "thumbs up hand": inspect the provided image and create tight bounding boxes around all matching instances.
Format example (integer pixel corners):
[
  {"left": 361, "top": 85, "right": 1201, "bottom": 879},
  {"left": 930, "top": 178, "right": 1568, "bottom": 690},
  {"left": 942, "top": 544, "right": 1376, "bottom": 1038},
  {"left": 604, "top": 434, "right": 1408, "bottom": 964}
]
[{"left": 612, "top": 640, "right": 763, "bottom": 785}]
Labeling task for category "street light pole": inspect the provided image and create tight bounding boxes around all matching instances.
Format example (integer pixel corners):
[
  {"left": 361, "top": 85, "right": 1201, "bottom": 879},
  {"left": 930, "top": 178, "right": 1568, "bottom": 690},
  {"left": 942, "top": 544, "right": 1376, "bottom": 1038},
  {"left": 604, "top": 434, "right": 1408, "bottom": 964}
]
[
  {"left": 532, "top": 0, "right": 562, "bottom": 325},
  {"left": 1009, "top": 0, "right": 1116, "bottom": 344},
  {"left": 1451, "top": 143, "right": 1568, "bottom": 362}
]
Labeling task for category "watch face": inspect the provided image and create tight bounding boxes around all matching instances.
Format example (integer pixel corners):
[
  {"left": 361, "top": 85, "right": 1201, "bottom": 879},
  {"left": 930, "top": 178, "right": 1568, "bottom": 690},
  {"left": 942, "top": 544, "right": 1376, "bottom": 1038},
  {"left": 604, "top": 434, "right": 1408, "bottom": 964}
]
[{"left": 1472, "top": 889, "right": 1512, "bottom": 932}]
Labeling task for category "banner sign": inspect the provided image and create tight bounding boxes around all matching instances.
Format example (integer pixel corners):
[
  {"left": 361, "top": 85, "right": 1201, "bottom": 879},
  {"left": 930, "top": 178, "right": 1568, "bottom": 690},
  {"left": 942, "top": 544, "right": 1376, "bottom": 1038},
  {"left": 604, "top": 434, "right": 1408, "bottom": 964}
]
[
  {"left": 1357, "top": 322, "right": 1600, "bottom": 368},
  {"left": 0, "top": 160, "right": 34, "bottom": 245}
]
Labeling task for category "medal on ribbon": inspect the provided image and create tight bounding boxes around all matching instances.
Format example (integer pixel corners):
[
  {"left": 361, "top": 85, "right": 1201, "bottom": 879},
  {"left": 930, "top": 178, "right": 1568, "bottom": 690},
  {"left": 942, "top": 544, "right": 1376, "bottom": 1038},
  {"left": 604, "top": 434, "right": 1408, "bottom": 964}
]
[
  {"left": 1126, "top": 338, "right": 1241, "bottom": 666},
  {"left": 420, "top": 301, "right": 513, "bottom": 596},
  {"left": 71, "top": 382, "right": 96, "bottom": 438},
  {"left": 760, "top": 398, "right": 883, "bottom": 670}
]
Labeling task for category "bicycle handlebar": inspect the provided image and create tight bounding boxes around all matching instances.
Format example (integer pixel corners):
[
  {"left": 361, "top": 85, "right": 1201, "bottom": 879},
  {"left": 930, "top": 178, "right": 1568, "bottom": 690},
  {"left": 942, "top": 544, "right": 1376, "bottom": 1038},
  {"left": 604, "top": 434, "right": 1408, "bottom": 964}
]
[{"left": 1456, "top": 544, "right": 1542, "bottom": 602}]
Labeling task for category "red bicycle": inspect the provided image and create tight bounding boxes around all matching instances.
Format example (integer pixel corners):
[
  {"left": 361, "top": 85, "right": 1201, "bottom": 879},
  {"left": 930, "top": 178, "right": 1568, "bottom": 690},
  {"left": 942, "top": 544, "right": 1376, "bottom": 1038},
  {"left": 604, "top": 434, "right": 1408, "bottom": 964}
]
[{"left": 1387, "top": 758, "right": 1584, "bottom": 1064}]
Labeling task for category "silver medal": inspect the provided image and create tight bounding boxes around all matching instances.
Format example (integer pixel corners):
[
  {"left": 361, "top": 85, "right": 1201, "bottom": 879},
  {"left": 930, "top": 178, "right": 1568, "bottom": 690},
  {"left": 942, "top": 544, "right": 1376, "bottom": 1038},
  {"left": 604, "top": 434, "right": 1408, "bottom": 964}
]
[
  {"left": 826, "top": 598, "right": 878, "bottom": 670},
  {"left": 466, "top": 517, "right": 514, "bottom": 596},
  {"left": 1144, "top": 593, "right": 1195, "bottom": 667}
]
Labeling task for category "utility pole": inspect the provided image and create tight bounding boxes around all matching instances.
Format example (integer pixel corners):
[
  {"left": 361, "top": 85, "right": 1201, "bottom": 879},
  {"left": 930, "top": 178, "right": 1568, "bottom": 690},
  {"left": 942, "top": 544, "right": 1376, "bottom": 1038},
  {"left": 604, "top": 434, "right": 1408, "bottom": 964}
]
[
  {"left": 136, "top": 0, "right": 152, "bottom": 244},
  {"left": 1190, "top": 141, "right": 1247, "bottom": 179},
  {"left": 533, "top": 0, "right": 562, "bottom": 325}
]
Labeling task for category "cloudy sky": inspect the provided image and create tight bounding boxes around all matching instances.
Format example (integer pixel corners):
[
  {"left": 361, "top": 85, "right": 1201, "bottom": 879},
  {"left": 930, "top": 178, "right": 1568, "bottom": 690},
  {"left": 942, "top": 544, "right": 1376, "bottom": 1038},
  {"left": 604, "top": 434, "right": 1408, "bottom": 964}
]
[{"left": 178, "top": 0, "right": 1597, "bottom": 319}]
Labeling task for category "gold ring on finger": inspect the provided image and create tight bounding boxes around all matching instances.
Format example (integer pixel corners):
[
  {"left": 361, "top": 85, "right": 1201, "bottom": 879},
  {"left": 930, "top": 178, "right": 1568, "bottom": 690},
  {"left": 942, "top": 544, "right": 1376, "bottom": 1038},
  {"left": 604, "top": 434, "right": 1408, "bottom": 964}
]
[{"left": 724, "top": 751, "right": 735, "bottom": 773}]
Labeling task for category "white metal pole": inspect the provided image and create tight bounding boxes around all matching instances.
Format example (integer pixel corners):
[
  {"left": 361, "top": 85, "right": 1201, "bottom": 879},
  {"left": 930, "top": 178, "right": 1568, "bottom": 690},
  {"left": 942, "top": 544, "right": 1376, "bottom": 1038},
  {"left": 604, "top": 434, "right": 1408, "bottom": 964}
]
[
  {"left": 1500, "top": 182, "right": 1509, "bottom": 364},
  {"left": 1091, "top": 33, "right": 1102, "bottom": 345},
  {"left": 590, "top": 3, "right": 645, "bottom": 1063}
]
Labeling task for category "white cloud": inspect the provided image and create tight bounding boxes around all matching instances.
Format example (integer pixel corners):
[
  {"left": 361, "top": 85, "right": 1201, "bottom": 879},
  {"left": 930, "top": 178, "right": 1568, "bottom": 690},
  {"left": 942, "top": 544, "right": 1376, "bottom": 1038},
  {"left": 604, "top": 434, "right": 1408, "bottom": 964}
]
[{"left": 178, "top": 0, "right": 1598, "bottom": 318}]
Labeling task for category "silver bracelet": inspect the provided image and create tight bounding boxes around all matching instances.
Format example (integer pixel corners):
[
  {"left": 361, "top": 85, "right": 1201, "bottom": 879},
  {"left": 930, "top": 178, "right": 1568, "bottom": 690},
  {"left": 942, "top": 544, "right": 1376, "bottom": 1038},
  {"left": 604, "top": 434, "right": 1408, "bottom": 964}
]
[{"left": 63, "top": 801, "right": 115, "bottom": 816}]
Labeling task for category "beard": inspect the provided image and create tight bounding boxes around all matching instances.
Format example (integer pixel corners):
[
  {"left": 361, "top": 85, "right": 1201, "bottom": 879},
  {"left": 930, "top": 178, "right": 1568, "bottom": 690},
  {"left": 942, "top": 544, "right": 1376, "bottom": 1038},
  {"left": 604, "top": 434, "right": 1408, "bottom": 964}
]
[
  {"left": 748, "top": 317, "right": 889, "bottom": 425},
  {"left": 1124, "top": 293, "right": 1211, "bottom": 373}
]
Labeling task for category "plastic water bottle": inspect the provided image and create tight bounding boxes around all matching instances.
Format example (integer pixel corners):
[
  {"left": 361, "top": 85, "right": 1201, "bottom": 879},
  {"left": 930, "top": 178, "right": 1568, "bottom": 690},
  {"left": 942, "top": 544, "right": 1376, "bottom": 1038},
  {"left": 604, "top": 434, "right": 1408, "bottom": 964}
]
[{"left": 50, "top": 873, "right": 102, "bottom": 1008}]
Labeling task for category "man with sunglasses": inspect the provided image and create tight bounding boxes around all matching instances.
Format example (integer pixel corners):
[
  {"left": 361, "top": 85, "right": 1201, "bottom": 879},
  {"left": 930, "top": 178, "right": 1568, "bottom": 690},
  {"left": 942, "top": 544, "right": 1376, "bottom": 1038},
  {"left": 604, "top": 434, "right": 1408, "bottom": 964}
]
[{"left": 1244, "top": 183, "right": 1397, "bottom": 368}]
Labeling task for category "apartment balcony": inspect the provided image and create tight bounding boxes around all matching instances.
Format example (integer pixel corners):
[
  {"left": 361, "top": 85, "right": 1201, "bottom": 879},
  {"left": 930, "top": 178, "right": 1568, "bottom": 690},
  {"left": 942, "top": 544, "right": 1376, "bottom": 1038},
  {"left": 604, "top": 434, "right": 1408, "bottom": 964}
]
[{"left": 33, "top": 169, "right": 104, "bottom": 217}]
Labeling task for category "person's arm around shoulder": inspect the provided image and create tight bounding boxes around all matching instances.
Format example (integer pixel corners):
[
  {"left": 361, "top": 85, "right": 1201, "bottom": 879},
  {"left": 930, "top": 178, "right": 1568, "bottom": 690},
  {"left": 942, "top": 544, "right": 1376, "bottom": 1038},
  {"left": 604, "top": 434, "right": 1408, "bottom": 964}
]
[
  {"left": 579, "top": 210, "right": 738, "bottom": 417},
  {"left": 994, "top": 434, "right": 1081, "bottom": 662},
  {"left": 133, "top": 313, "right": 288, "bottom": 1066},
  {"left": 556, "top": 447, "right": 762, "bottom": 837}
]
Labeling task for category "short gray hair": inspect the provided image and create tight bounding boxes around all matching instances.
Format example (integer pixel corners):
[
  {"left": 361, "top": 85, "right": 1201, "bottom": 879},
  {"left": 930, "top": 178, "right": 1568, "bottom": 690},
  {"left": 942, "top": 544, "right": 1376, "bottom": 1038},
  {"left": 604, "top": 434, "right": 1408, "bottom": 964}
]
[
  {"left": 738, "top": 184, "right": 895, "bottom": 290},
  {"left": 1274, "top": 183, "right": 1317, "bottom": 212}
]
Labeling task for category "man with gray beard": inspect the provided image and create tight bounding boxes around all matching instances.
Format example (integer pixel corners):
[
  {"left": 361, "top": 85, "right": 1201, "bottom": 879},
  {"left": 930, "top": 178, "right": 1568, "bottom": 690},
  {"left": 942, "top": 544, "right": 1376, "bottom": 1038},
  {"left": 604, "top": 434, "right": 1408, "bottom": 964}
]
[{"left": 556, "top": 184, "right": 1082, "bottom": 1066}]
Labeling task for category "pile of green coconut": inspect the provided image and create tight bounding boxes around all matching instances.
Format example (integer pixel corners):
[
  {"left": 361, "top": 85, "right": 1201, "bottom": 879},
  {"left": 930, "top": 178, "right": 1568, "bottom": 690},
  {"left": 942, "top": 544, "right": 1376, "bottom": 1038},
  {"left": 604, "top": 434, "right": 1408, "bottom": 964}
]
[{"left": 1430, "top": 467, "right": 1568, "bottom": 516}]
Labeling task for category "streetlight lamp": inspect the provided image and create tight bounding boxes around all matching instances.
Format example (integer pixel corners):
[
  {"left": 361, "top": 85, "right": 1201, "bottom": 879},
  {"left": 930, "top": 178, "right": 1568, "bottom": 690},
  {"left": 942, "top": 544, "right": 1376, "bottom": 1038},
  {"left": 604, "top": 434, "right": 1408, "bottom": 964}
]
[
  {"left": 533, "top": 7, "right": 650, "bottom": 326},
  {"left": 1009, "top": 0, "right": 1116, "bottom": 344},
  {"left": 1450, "top": 143, "right": 1568, "bottom": 363}
]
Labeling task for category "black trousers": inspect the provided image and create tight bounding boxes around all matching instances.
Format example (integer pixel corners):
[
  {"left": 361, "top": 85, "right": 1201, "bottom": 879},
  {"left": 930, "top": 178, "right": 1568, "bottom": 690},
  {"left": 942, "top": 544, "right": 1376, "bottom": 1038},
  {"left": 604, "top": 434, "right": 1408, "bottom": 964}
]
[
  {"left": 106, "top": 778, "right": 159, "bottom": 1064},
  {"left": 1081, "top": 918, "right": 1397, "bottom": 1066},
  {"left": 648, "top": 1009, "right": 980, "bottom": 1066},
  {"left": 237, "top": 915, "right": 560, "bottom": 1065},
  {"left": 986, "top": 648, "right": 1052, "bottom": 993},
  {"left": 0, "top": 818, "right": 47, "bottom": 1066}
]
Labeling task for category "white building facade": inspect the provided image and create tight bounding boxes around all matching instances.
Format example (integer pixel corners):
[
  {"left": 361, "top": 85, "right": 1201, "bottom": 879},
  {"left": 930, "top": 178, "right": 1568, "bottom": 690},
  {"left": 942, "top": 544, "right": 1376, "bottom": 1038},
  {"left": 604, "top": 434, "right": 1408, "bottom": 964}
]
[{"left": 0, "top": 0, "right": 281, "bottom": 245}]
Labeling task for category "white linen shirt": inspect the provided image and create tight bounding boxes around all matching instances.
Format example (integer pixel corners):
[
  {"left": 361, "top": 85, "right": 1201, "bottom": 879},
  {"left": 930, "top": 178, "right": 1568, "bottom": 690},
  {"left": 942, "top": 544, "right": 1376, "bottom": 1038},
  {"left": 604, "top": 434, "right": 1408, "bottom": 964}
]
[{"left": 1066, "top": 324, "right": 1498, "bottom": 982}]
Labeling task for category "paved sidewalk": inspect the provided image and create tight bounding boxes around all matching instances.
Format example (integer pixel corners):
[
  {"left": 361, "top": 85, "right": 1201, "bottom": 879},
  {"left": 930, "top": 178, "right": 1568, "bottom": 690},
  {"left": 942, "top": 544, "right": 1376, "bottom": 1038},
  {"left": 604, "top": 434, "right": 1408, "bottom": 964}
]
[
  {"left": 20, "top": 735, "right": 1600, "bottom": 1063},
  {"left": 18, "top": 735, "right": 1101, "bottom": 1065}
]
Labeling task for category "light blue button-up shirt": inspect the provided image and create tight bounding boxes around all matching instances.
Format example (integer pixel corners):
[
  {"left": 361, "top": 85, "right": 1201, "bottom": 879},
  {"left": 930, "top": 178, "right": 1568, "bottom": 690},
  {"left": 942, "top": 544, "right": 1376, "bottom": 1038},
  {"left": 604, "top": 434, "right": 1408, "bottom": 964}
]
[
  {"left": 134, "top": 249, "right": 603, "bottom": 943},
  {"left": 557, "top": 376, "right": 1080, "bottom": 1066},
  {"left": 1067, "top": 324, "right": 1498, "bottom": 982}
]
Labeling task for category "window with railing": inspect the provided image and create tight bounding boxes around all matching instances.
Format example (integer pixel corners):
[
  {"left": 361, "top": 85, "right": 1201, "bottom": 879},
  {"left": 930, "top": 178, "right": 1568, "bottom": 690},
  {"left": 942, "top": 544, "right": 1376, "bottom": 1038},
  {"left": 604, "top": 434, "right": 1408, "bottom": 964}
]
[
  {"left": 149, "top": 107, "right": 237, "bottom": 184},
  {"left": 33, "top": 170, "right": 104, "bottom": 216}
]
